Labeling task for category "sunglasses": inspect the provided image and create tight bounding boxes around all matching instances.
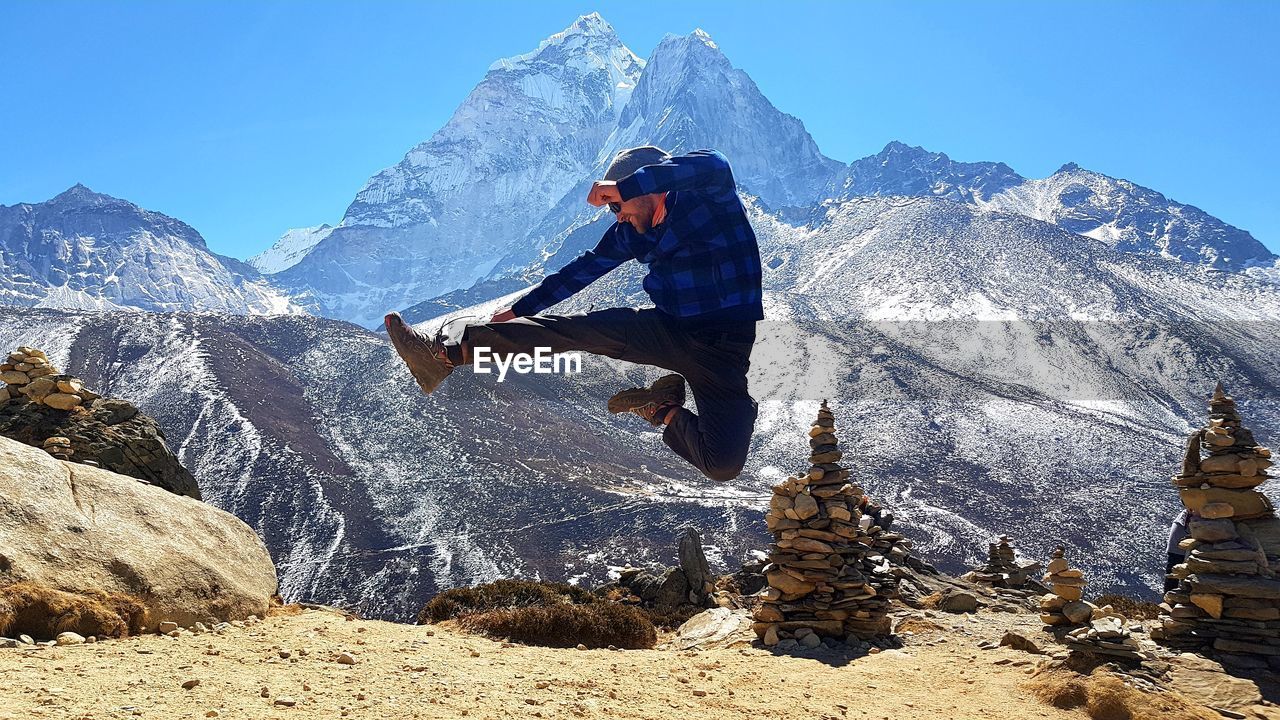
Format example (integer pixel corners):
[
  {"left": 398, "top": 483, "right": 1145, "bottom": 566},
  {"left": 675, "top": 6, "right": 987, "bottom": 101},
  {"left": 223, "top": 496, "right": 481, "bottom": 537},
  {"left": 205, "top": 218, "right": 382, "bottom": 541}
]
[{"left": 608, "top": 201, "right": 621, "bottom": 214}]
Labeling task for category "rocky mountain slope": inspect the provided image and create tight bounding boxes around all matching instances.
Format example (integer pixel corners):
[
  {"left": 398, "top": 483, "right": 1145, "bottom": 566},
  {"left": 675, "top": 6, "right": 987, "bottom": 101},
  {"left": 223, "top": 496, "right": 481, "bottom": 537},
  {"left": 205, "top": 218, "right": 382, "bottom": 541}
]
[
  {"left": 4, "top": 196, "right": 1278, "bottom": 620},
  {"left": 0, "top": 185, "right": 299, "bottom": 314}
]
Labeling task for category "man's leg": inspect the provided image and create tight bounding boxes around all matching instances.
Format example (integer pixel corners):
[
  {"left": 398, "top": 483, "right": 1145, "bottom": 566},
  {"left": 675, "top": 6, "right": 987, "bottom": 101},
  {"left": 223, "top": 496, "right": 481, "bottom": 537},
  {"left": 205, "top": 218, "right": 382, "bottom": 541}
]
[
  {"left": 657, "top": 324, "right": 758, "bottom": 482},
  {"left": 441, "top": 307, "right": 668, "bottom": 368}
]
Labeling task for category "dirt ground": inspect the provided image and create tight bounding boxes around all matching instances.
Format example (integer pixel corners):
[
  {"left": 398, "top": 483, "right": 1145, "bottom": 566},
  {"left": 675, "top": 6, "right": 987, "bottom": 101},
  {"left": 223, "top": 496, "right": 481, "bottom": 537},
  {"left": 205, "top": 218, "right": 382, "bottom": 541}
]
[{"left": 0, "top": 605, "right": 1162, "bottom": 720}]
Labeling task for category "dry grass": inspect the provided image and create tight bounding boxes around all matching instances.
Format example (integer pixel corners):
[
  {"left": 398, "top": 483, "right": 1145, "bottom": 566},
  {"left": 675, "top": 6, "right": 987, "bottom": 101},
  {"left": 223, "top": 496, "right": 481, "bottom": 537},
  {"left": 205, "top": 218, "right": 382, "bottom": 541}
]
[
  {"left": 0, "top": 582, "right": 145, "bottom": 639},
  {"left": 1093, "top": 594, "right": 1164, "bottom": 621},
  {"left": 918, "top": 591, "right": 944, "bottom": 610},
  {"left": 418, "top": 579, "right": 600, "bottom": 625},
  {"left": 459, "top": 603, "right": 657, "bottom": 649},
  {"left": 1027, "top": 668, "right": 1216, "bottom": 720},
  {"left": 895, "top": 617, "right": 948, "bottom": 635}
]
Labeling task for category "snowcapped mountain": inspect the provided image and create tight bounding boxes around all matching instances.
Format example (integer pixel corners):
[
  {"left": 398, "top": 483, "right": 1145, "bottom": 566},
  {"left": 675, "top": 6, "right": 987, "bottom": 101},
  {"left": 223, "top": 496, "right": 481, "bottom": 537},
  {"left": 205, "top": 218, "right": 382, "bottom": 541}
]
[
  {"left": 271, "top": 13, "right": 644, "bottom": 327},
  {"left": 249, "top": 224, "right": 334, "bottom": 274},
  {"left": 605, "top": 29, "right": 844, "bottom": 209},
  {"left": 271, "top": 16, "right": 851, "bottom": 327},
  {"left": 0, "top": 184, "right": 300, "bottom": 314},
  {"left": 981, "top": 162, "right": 1273, "bottom": 269},
  {"left": 829, "top": 141, "right": 1024, "bottom": 204}
]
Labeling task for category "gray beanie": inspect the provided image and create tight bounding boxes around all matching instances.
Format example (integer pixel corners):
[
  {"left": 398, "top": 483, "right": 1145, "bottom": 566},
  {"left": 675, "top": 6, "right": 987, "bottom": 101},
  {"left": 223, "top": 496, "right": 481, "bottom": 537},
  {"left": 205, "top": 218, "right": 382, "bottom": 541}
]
[{"left": 604, "top": 146, "right": 670, "bottom": 182}]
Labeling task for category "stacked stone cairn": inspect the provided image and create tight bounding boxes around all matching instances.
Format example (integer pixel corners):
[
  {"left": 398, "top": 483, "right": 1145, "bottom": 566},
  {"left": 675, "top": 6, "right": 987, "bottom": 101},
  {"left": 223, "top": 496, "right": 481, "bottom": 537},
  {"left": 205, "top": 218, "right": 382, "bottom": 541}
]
[
  {"left": 1158, "top": 382, "right": 1280, "bottom": 667},
  {"left": 965, "top": 535, "right": 1038, "bottom": 588},
  {"left": 1039, "top": 547, "right": 1150, "bottom": 661},
  {"left": 0, "top": 344, "right": 200, "bottom": 498},
  {"left": 753, "top": 400, "right": 897, "bottom": 647},
  {"left": 0, "top": 346, "right": 95, "bottom": 412}
]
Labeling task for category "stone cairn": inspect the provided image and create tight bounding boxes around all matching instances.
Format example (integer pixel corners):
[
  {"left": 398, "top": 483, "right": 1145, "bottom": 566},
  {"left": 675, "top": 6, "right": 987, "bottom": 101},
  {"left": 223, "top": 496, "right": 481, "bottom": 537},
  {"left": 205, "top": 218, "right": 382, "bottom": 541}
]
[
  {"left": 0, "top": 346, "right": 95, "bottom": 412},
  {"left": 1040, "top": 547, "right": 1150, "bottom": 661},
  {"left": 1158, "top": 382, "right": 1280, "bottom": 666},
  {"left": 753, "top": 400, "right": 897, "bottom": 648},
  {"left": 0, "top": 344, "right": 200, "bottom": 498},
  {"left": 964, "top": 535, "right": 1040, "bottom": 589}
]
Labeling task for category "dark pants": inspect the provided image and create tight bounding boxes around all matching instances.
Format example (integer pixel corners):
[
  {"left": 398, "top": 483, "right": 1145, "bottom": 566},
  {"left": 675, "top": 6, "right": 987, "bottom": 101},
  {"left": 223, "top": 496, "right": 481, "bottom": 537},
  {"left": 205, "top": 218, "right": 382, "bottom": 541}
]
[{"left": 443, "top": 307, "right": 758, "bottom": 481}]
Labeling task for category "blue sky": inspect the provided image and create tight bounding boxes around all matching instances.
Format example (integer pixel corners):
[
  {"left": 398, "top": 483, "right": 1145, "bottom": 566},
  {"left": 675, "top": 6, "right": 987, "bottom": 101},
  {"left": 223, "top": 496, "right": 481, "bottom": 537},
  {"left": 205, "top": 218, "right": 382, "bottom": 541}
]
[{"left": 2, "top": 1, "right": 1277, "bottom": 259}]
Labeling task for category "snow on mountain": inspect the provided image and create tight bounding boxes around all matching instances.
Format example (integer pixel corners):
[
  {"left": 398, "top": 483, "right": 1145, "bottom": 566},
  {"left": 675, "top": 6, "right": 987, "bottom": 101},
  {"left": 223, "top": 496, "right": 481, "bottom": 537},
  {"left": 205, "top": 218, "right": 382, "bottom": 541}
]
[
  {"left": 248, "top": 224, "right": 334, "bottom": 274},
  {"left": 0, "top": 184, "right": 302, "bottom": 315},
  {"left": 271, "top": 13, "right": 644, "bottom": 327},
  {"left": 829, "top": 141, "right": 1024, "bottom": 204},
  {"left": 603, "top": 29, "right": 844, "bottom": 209},
  {"left": 980, "top": 162, "right": 1274, "bottom": 270}
]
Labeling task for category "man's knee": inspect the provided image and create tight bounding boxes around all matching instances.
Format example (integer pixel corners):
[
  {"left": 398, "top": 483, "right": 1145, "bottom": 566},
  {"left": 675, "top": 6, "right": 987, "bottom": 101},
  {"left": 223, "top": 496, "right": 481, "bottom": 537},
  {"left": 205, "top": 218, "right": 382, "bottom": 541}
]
[{"left": 700, "top": 448, "right": 748, "bottom": 482}]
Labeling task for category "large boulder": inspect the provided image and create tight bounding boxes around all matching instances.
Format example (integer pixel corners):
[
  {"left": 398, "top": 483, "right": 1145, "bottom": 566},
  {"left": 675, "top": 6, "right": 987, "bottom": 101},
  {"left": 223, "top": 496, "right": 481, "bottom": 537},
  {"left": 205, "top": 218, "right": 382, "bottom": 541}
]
[{"left": 0, "top": 436, "right": 276, "bottom": 627}]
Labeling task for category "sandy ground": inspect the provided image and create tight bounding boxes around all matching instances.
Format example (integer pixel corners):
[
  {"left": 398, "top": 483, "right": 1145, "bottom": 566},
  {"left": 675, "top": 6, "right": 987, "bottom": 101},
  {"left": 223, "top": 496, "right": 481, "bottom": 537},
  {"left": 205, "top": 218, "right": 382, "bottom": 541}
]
[{"left": 1, "top": 606, "right": 1090, "bottom": 720}]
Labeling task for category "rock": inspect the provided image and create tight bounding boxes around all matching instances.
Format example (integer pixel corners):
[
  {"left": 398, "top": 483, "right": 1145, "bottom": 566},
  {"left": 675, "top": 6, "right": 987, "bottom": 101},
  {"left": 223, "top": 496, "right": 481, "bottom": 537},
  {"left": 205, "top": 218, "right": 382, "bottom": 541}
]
[
  {"left": 800, "top": 632, "right": 822, "bottom": 648},
  {"left": 675, "top": 608, "right": 752, "bottom": 650},
  {"left": 55, "top": 631, "right": 85, "bottom": 645},
  {"left": 1189, "top": 573, "right": 1280, "bottom": 599},
  {"left": 1189, "top": 519, "right": 1238, "bottom": 543},
  {"left": 937, "top": 590, "right": 978, "bottom": 613},
  {"left": 0, "top": 371, "right": 28, "bottom": 385},
  {"left": 157, "top": 622, "right": 179, "bottom": 634},
  {"left": 677, "top": 528, "right": 711, "bottom": 601},
  {"left": 273, "top": 697, "right": 296, "bottom": 707},
  {"left": 0, "top": 436, "right": 277, "bottom": 626},
  {"left": 792, "top": 493, "right": 818, "bottom": 520},
  {"left": 56, "top": 379, "right": 83, "bottom": 394},
  {"left": 763, "top": 625, "right": 779, "bottom": 646},
  {"left": 336, "top": 652, "right": 357, "bottom": 665},
  {"left": 1062, "top": 601, "right": 1093, "bottom": 625},
  {"left": 999, "top": 631, "right": 1044, "bottom": 654},
  {"left": 766, "top": 569, "right": 815, "bottom": 596},
  {"left": 42, "top": 393, "right": 82, "bottom": 411},
  {"left": 1200, "top": 502, "right": 1235, "bottom": 519},
  {"left": 181, "top": 679, "right": 200, "bottom": 690}
]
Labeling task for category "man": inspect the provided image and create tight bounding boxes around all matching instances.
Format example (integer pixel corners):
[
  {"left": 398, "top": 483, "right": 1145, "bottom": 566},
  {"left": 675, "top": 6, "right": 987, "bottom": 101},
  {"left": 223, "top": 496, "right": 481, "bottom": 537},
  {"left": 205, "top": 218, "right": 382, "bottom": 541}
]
[{"left": 384, "top": 146, "right": 762, "bottom": 482}]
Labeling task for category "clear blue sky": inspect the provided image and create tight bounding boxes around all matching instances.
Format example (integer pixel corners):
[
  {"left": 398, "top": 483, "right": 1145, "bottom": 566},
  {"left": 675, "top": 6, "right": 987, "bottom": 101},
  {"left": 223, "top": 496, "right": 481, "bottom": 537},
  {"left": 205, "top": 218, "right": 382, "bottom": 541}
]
[{"left": 2, "top": 1, "right": 1277, "bottom": 259}]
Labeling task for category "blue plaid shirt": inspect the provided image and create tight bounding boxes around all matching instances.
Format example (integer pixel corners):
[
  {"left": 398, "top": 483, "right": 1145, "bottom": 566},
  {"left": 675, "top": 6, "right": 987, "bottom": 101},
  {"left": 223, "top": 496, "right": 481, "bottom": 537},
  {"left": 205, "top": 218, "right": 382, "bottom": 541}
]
[{"left": 511, "top": 149, "right": 764, "bottom": 325}]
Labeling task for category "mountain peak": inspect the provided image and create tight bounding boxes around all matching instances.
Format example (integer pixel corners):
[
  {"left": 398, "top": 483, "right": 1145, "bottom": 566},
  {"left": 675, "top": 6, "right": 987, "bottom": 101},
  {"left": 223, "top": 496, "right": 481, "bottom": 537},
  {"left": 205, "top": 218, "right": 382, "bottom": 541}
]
[
  {"left": 488, "top": 13, "right": 628, "bottom": 72},
  {"left": 51, "top": 183, "right": 120, "bottom": 206},
  {"left": 1055, "top": 161, "right": 1083, "bottom": 174}
]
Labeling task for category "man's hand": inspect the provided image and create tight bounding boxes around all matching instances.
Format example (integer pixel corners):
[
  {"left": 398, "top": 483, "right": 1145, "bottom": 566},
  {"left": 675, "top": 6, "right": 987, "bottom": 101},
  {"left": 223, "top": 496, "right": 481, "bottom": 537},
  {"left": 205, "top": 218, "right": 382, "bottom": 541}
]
[
  {"left": 586, "top": 180, "right": 622, "bottom": 207},
  {"left": 491, "top": 307, "right": 516, "bottom": 323}
]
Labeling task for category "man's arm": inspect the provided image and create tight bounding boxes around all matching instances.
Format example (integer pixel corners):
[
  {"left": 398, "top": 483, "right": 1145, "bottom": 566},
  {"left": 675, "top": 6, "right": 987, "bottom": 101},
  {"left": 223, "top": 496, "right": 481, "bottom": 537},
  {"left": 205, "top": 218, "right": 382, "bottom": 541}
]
[
  {"left": 614, "top": 149, "right": 736, "bottom": 201},
  {"left": 509, "top": 224, "right": 632, "bottom": 317}
]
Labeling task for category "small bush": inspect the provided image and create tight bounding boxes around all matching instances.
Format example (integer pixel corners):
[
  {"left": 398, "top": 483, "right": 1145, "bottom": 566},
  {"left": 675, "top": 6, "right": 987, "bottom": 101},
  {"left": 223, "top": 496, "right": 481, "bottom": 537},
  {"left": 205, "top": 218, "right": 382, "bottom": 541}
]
[
  {"left": 640, "top": 605, "right": 701, "bottom": 632},
  {"left": 1094, "top": 594, "right": 1163, "bottom": 620},
  {"left": 1027, "top": 668, "right": 1216, "bottom": 720},
  {"left": 418, "top": 579, "right": 600, "bottom": 625},
  {"left": 459, "top": 602, "right": 657, "bottom": 649},
  {"left": 0, "top": 582, "right": 145, "bottom": 639}
]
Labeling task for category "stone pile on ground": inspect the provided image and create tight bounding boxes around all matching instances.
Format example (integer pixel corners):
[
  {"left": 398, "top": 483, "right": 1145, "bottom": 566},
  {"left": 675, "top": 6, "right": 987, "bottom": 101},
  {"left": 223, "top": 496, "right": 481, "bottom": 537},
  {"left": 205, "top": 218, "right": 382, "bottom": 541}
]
[
  {"left": 1038, "top": 547, "right": 1152, "bottom": 661},
  {"left": 965, "top": 535, "right": 1037, "bottom": 588},
  {"left": 0, "top": 346, "right": 96, "bottom": 412},
  {"left": 752, "top": 400, "right": 898, "bottom": 647},
  {"left": 1158, "top": 382, "right": 1280, "bottom": 669},
  {"left": 0, "top": 345, "right": 199, "bottom": 498}
]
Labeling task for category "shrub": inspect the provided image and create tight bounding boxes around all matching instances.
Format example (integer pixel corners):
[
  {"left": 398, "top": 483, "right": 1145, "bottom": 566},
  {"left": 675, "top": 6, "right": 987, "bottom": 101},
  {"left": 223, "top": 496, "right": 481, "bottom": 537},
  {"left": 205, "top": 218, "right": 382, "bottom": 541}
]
[
  {"left": 459, "top": 602, "right": 656, "bottom": 649},
  {"left": 1027, "top": 668, "right": 1216, "bottom": 720},
  {"left": 0, "top": 582, "right": 145, "bottom": 639},
  {"left": 418, "top": 579, "right": 599, "bottom": 625}
]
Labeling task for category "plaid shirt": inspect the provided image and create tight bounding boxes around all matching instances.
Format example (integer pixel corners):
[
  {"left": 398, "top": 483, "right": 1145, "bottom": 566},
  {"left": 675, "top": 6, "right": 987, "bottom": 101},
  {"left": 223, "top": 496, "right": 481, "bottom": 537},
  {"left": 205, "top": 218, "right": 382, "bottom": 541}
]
[{"left": 511, "top": 149, "right": 764, "bottom": 325}]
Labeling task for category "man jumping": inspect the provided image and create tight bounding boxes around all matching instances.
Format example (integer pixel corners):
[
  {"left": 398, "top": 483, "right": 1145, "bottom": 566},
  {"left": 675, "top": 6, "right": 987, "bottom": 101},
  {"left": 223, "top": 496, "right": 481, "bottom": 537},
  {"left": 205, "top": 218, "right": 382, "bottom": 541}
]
[{"left": 384, "top": 147, "right": 762, "bottom": 482}]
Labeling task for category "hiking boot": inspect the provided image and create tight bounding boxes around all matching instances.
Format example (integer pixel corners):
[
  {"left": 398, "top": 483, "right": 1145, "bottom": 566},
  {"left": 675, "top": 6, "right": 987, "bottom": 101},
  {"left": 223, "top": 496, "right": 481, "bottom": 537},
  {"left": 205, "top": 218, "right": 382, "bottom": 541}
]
[
  {"left": 384, "top": 311, "right": 453, "bottom": 394},
  {"left": 608, "top": 374, "right": 686, "bottom": 426}
]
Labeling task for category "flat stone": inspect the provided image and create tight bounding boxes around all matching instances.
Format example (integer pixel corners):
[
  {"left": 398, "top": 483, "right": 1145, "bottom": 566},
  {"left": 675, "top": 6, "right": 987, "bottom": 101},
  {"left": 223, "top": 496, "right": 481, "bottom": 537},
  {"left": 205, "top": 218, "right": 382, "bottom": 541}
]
[
  {"left": 55, "top": 632, "right": 85, "bottom": 646},
  {"left": 1189, "top": 519, "right": 1238, "bottom": 543},
  {"left": 1191, "top": 574, "right": 1280, "bottom": 599}
]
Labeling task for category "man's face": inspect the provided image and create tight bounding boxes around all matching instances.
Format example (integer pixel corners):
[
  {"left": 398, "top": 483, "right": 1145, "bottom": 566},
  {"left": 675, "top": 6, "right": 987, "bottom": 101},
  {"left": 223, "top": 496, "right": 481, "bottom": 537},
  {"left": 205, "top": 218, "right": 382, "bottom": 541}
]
[{"left": 613, "top": 194, "right": 657, "bottom": 234}]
